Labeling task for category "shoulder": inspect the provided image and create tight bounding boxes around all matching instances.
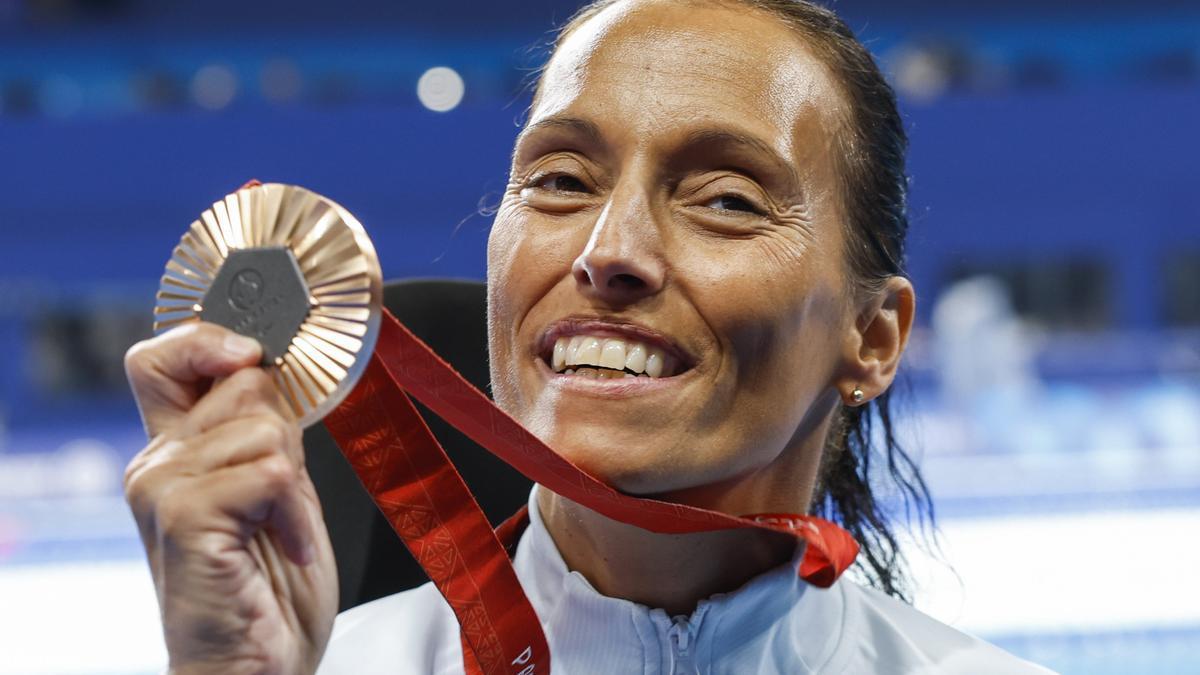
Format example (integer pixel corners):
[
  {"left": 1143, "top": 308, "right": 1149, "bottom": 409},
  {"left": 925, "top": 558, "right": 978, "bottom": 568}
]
[
  {"left": 828, "top": 581, "right": 1056, "bottom": 674},
  {"left": 317, "top": 582, "right": 464, "bottom": 675}
]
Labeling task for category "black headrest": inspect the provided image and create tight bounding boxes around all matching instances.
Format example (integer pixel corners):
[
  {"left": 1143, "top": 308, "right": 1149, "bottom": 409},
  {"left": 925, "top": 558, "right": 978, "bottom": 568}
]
[{"left": 303, "top": 278, "right": 533, "bottom": 611}]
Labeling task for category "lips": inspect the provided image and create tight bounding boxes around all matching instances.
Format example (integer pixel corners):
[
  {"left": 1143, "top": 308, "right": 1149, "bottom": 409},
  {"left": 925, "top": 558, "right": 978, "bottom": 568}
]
[{"left": 537, "top": 319, "right": 693, "bottom": 380}]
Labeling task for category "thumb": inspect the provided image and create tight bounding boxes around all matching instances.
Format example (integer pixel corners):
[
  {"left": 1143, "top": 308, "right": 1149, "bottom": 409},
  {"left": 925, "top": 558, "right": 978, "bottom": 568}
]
[{"left": 125, "top": 322, "right": 263, "bottom": 438}]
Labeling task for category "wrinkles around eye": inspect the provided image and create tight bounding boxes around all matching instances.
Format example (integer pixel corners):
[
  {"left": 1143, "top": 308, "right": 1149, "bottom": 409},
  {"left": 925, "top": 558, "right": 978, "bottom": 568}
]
[
  {"left": 517, "top": 151, "right": 602, "bottom": 210},
  {"left": 519, "top": 152, "right": 595, "bottom": 186},
  {"left": 528, "top": 172, "right": 591, "bottom": 194},
  {"left": 701, "top": 194, "right": 764, "bottom": 215},
  {"left": 518, "top": 164, "right": 599, "bottom": 213},
  {"left": 687, "top": 173, "right": 772, "bottom": 217}
]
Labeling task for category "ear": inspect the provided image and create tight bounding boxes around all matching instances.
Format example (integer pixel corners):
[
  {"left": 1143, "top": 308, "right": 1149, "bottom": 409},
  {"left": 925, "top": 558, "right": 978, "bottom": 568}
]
[{"left": 834, "top": 276, "right": 916, "bottom": 406}]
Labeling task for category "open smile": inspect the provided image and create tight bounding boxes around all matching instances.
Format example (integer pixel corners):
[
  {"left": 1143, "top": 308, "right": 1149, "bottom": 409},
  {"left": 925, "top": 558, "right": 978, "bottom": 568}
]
[{"left": 535, "top": 318, "right": 696, "bottom": 385}]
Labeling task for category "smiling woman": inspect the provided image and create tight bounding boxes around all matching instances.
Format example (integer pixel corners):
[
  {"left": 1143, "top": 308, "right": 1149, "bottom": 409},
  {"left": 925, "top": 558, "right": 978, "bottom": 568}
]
[
  {"left": 122, "top": 1, "right": 1053, "bottom": 674},
  {"left": 487, "top": 0, "right": 927, "bottom": 608}
]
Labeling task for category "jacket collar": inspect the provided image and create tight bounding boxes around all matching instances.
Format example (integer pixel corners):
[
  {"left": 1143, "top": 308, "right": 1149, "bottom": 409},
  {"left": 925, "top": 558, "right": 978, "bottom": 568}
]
[{"left": 513, "top": 485, "right": 847, "bottom": 673}]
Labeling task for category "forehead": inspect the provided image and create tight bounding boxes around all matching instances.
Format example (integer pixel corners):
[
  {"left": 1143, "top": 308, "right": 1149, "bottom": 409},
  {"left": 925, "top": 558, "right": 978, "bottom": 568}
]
[{"left": 531, "top": 0, "right": 842, "bottom": 152}]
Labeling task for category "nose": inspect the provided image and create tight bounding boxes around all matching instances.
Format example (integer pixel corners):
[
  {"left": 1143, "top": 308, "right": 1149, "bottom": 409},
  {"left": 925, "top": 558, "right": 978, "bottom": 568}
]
[{"left": 571, "top": 190, "right": 666, "bottom": 305}]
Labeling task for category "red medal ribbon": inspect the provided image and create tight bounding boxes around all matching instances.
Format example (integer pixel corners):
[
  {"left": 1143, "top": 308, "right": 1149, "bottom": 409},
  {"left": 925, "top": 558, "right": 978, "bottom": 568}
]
[{"left": 325, "top": 308, "right": 859, "bottom": 674}]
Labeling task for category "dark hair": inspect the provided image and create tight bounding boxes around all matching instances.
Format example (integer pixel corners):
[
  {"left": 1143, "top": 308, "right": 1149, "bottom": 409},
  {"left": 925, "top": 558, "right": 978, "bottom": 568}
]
[{"left": 529, "top": 0, "right": 934, "bottom": 601}]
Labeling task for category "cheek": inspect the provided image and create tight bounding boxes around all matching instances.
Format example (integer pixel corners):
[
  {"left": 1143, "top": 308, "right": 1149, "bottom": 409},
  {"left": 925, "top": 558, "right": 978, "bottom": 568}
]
[
  {"left": 486, "top": 204, "right": 586, "bottom": 403},
  {"left": 486, "top": 202, "right": 522, "bottom": 287},
  {"left": 691, "top": 235, "right": 847, "bottom": 437},
  {"left": 488, "top": 207, "right": 575, "bottom": 312},
  {"left": 486, "top": 205, "right": 527, "bottom": 407},
  {"left": 487, "top": 204, "right": 547, "bottom": 318},
  {"left": 715, "top": 284, "right": 832, "bottom": 396}
]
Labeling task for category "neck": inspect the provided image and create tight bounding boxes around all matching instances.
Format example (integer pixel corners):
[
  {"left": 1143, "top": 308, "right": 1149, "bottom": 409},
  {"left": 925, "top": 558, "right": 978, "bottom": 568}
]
[{"left": 535, "top": 474, "right": 808, "bottom": 616}]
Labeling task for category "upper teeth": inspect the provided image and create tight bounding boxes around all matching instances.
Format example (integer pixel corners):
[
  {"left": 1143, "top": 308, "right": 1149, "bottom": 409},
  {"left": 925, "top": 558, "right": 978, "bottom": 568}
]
[{"left": 551, "top": 335, "right": 671, "bottom": 377}]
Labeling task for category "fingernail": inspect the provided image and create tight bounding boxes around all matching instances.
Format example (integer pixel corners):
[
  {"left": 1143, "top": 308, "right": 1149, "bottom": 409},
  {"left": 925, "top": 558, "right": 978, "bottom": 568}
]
[
  {"left": 300, "top": 544, "right": 316, "bottom": 566},
  {"left": 223, "top": 334, "right": 260, "bottom": 359}
]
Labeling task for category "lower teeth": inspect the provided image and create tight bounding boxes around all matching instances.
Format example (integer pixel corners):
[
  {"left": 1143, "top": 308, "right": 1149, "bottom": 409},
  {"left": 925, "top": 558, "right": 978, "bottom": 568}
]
[{"left": 560, "top": 367, "right": 643, "bottom": 379}]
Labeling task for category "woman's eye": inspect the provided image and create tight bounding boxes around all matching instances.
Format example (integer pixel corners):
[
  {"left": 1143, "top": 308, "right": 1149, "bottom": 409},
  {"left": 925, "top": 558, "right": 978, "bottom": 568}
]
[
  {"left": 704, "top": 194, "right": 761, "bottom": 214},
  {"left": 535, "top": 173, "right": 589, "bottom": 193}
]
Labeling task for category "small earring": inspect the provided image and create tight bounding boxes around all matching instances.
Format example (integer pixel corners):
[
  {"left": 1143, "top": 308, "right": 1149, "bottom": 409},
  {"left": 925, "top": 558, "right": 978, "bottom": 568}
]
[{"left": 851, "top": 387, "right": 865, "bottom": 404}]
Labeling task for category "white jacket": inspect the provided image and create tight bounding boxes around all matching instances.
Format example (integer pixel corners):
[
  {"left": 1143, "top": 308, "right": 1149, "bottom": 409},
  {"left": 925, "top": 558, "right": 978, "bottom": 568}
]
[{"left": 319, "top": 487, "right": 1053, "bottom": 674}]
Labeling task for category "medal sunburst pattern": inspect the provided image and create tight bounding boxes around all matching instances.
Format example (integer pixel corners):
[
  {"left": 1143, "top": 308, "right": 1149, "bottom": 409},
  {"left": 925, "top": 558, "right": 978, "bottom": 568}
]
[{"left": 153, "top": 183, "right": 383, "bottom": 427}]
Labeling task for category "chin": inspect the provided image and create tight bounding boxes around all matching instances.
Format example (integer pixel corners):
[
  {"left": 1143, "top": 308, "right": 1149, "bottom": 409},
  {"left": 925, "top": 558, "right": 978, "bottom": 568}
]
[
  {"left": 529, "top": 420, "right": 709, "bottom": 496},
  {"left": 497, "top": 380, "right": 721, "bottom": 496}
]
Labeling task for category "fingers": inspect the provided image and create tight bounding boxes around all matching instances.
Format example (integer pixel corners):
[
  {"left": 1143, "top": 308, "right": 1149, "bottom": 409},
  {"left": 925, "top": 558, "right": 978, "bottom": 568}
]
[
  {"left": 125, "top": 322, "right": 263, "bottom": 438},
  {"left": 141, "top": 409, "right": 295, "bottom": 472},
  {"left": 213, "top": 454, "right": 317, "bottom": 566},
  {"left": 126, "top": 412, "right": 304, "bottom": 521},
  {"left": 172, "top": 366, "right": 297, "bottom": 441},
  {"left": 156, "top": 454, "right": 317, "bottom": 567}
]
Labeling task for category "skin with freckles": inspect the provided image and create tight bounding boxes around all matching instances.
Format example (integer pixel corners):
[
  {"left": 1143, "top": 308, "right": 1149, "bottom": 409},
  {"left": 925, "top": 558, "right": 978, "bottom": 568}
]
[{"left": 486, "top": 0, "right": 914, "bottom": 614}]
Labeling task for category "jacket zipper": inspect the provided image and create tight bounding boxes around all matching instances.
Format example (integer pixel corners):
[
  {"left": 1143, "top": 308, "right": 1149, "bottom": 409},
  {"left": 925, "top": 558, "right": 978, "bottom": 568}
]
[{"left": 667, "top": 615, "right": 700, "bottom": 675}]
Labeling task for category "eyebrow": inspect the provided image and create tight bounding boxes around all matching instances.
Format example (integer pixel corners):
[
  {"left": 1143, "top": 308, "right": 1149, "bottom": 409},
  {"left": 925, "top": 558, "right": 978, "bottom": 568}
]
[{"left": 514, "top": 116, "right": 605, "bottom": 154}]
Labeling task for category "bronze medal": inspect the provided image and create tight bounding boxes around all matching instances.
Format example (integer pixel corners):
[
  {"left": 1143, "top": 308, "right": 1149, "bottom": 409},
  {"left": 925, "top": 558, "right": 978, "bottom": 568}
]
[{"left": 153, "top": 183, "right": 383, "bottom": 427}]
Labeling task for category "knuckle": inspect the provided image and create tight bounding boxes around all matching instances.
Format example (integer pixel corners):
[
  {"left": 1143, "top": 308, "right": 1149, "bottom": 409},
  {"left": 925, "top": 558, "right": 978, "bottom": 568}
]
[
  {"left": 154, "top": 486, "right": 194, "bottom": 536},
  {"left": 124, "top": 463, "right": 170, "bottom": 520},
  {"left": 122, "top": 456, "right": 144, "bottom": 495},
  {"left": 227, "top": 368, "right": 275, "bottom": 409},
  {"left": 257, "top": 454, "right": 296, "bottom": 488},
  {"left": 252, "top": 414, "right": 292, "bottom": 450},
  {"left": 122, "top": 448, "right": 159, "bottom": 507},
  {"left": 122, "top": 439, "right": 185, "bottom": 516},
  {"left": 166, "top": 320, "right": 209, "bottom": 342},
  {"left": 123, "top": 340, "right": 154, "bottom": 382},
  {"left": 282, "top": 413, "right": 302, "bottom": 448},
  {"left": 126, "top": 323, "right": 218, "bottom": 374}
]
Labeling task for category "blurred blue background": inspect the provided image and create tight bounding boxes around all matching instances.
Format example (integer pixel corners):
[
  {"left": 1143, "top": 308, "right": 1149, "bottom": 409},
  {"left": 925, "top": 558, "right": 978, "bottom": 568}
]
[{"left": 0, "top": 0, "right": 1197, "bottom": 673}]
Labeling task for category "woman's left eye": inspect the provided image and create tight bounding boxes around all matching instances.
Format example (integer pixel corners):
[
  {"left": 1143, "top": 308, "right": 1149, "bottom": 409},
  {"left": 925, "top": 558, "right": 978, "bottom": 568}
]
[{"left": 704, "top": 194, "right": 762, "bottom": 214}]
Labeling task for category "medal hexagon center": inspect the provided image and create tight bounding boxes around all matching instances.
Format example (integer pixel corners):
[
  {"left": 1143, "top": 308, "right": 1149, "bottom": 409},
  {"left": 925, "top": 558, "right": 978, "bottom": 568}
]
[{"left": 200, "top": 247, "right": 311, "bottom": 364}]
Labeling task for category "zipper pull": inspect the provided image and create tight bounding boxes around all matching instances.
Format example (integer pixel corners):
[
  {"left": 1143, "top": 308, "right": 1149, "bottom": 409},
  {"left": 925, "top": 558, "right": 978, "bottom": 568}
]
[{"left": 668, "top": 616, "right": 700, "bottom": 675}]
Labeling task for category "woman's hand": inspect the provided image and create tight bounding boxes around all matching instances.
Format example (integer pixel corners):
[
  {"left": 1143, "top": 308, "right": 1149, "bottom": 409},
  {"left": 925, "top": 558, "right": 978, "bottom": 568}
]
[{"left": 123, "top": 322, "right": 338, "bottom": 675}]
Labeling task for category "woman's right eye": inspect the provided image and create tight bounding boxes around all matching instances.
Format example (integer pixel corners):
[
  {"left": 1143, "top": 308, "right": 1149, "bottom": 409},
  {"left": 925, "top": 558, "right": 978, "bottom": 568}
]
[{"left": 533, "top": 173, "right": 589, "bottom": 193}]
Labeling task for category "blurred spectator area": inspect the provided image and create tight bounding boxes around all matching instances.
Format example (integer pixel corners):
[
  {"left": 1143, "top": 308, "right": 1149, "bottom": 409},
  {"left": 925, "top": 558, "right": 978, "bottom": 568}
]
[
  {"left": 0, "top": 0, "right": 1196, "bottom": 431},
  {"left": 0, "top": 3, "right": 1195, "bottom": 455},
  {"left": 2, "top": 4, "right": 1196, "bottom": 417}
]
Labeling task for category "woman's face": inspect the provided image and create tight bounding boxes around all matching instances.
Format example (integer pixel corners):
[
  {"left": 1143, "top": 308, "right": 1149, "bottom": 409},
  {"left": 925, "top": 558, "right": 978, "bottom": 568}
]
[{"left": 487, "top": 0, "right": 859, "bottom": 504}]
